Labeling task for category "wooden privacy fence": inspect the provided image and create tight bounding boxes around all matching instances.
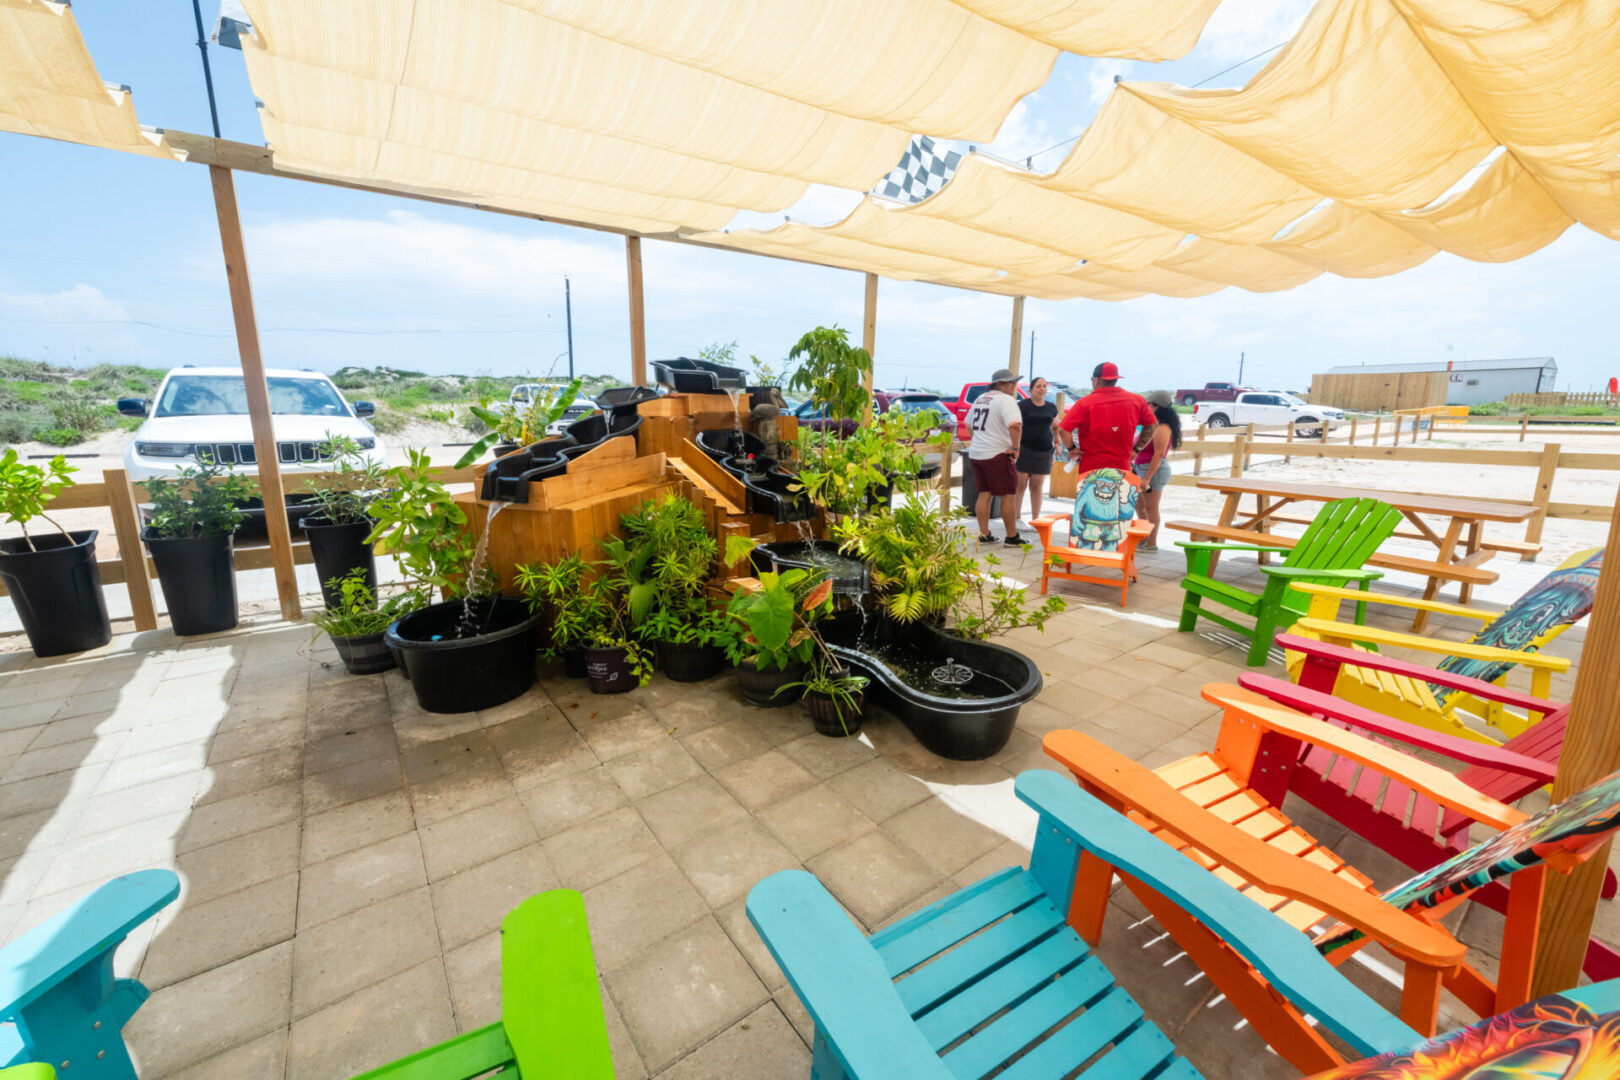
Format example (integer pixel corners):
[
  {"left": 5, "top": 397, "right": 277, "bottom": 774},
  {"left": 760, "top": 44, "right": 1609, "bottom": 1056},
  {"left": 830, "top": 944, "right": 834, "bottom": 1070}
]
[
  {"left": 0, "top": 463, "right": 480, "bottom": 632},
  {"left": 1507, "top": 391, "right": 1620, "bottom": 408}
]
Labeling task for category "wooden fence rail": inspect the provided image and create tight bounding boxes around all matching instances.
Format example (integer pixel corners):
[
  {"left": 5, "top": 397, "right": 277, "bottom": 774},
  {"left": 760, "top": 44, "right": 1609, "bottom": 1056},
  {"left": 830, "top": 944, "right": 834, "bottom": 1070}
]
[
  {"left": 0, "top": 463, "right": 480, "bottom": 632},
  {"left": 1507, "top": 392, "right": 1620, "bottom": 408}
]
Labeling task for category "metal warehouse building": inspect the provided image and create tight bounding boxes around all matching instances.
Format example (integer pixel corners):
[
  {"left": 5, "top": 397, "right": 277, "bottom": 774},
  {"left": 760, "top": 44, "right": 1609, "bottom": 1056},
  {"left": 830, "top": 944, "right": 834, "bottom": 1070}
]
[{"left": 1312, "top": 357, "right": 1557, "bottom": 410}]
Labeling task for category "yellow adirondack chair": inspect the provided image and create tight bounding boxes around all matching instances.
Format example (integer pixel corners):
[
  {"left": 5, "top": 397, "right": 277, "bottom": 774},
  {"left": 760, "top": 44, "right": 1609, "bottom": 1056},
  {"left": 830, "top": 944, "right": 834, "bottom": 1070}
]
[{"left": 1285, "top": 547, "right": 1601, "bottom": 743}]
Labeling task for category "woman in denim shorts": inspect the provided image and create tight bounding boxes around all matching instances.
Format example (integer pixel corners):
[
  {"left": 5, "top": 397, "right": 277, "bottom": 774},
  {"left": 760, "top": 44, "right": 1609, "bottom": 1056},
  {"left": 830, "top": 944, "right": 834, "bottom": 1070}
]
[{"left": 1130, "top": 391, "right": 1182, "bottom": 551}]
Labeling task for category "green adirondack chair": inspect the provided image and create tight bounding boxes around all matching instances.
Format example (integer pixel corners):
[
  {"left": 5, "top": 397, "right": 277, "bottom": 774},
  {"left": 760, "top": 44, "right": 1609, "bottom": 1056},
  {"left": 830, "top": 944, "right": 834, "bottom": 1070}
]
[
  {"left": 350, "top": 890, "right": 611, "bottom": 1080},
  {"left": 1176, "top": 498, "right": 1401, "bottom": 666}
]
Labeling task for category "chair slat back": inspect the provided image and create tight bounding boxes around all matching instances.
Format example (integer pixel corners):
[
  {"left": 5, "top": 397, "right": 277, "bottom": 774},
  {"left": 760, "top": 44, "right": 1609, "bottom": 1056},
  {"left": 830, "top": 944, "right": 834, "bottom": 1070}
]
[{"left": 501, "top": 890, "right": 614, "bottom": 1078}]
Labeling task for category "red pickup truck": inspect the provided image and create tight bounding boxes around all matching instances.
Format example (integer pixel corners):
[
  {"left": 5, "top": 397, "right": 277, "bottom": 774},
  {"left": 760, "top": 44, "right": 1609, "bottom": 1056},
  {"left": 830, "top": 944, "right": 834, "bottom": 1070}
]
[
  {"left": 1176, "top": 382, "right": 1252, "bottom": 407},
  {"left": 944, "top": 382, "right": 1030, "bottom": 440}
]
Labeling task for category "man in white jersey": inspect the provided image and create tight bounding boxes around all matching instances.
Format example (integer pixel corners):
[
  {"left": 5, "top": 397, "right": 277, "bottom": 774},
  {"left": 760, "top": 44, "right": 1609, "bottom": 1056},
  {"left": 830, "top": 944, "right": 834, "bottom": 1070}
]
[{"left": 965, "top": 368, "right": 1025, "bottom": 546}]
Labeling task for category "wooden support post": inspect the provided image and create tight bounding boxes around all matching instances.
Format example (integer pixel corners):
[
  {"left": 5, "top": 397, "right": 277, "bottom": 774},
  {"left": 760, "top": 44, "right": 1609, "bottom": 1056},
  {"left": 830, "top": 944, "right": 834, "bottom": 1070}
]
[
  {"left": 1372, "top": 414, "right": 1382, "bottom": 445},
  {"left": 1007, "top": 296, "right": 1025, "bottom": 376},
  {"left": 104, "top": 467, "right": 157, "bottom": 632},
  {"left": 1523, "top": 442, "right": 1560, "bottom": 561},
  {"left": 626, "top": 236, "right": 647, "bottom": 387},
  {"left": 208, "top": 166, "right": 301, "bottom": 622},
  {"left": 862, "top": 272, "right": 877, "bottom": 423},
  {"left": 1230, "top": 435, "right": 1246, "bottom": 478},
  {"left": 1321, "top": 417, "right": 1331, "bottom": 445},
  {"left": 1285, "top": 419, "right": 1295, "bottom": 463},
  {"left": 1243, "top": 422, "right": 1255, "bottom": 471},
  {"left": 1348, "top": 417, "right": 1358, "bottom": 446},
  {"left": 1532, "top": 482, "right": 1620, "bottom": 996},
  {"left": 1426, "top": 411, "right": 1436, "bottom": 440},
  {"left": 1411, "top": 413, "right": 1420, "bottom": 444},
  {"left": 1194, "top": 422, "right": 1206, "bottom": 475},
  {"left": 1521, "top": 414, "right": 1530, "bottom": 442}
]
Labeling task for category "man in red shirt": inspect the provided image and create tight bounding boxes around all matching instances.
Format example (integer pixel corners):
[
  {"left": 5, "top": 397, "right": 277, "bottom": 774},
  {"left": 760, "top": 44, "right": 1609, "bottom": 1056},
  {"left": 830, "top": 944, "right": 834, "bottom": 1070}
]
[{"left": 1057, "top": 362, "right": 1157, "bottom": 473}]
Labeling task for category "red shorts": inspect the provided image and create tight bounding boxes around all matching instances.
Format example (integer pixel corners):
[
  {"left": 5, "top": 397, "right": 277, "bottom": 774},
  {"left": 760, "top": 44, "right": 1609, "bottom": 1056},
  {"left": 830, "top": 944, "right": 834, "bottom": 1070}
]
[{"left": 969, "top": 453, "right": 1018, "bottom": 496}]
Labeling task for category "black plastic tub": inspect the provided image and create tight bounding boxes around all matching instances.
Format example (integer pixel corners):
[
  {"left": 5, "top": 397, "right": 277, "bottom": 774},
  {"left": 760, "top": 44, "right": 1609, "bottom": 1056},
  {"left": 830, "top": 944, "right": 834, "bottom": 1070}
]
[
  {"left": 385, "top": 597, "right": 541, "bottom": 713},
  {"left": 735, "top": 657, "right": 806, "bottom": 707},
  {"left": 652, "top": 357, "right": 747, "bottom": 393},
  {"left": 595, "top": 386, "right": 662, "bottom": 410},
  {"left": 331, "top": 631, "right": 397, "bottom": 675},
  {"left": 725, "top": 460, "right": 813, "bottom": 522},
  {"left": 658, "top": 640, "right": 726, "bottom": 682},
  {"left": 0, "top": 530, "right": 111, "bottom": 657},
  {"left": 750, "top": 540, "right": 870, "bottom": 597},
  {"left": 481, "top": 437, "right": 574, "bottom": 501},
  {"left": 564, "top": 409, "right": 643, "bottom": 447},
  {"left": 821, "top": 612, "right": 1042, "bottom": 760},
  {"left": 144, "top": 530, "right": 238, "bottom": 636},
  {"left": 303, "top": 516, "right": 376, "bottom": 609},
  {"left": 696, "top": 429, "right": 765, "bottom": 463}
]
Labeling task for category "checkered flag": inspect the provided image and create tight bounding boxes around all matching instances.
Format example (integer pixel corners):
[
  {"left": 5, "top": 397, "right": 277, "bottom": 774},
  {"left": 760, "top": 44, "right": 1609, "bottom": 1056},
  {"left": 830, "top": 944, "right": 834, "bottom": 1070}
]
[{"left": 873, "top": 136, "right": 962, "bottom": 203}]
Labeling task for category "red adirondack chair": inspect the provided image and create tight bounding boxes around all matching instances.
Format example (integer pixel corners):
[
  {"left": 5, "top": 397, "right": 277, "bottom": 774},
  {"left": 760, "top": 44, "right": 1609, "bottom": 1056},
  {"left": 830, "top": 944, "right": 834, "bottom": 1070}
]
[{"left": 1252, "top": 631, "right": 1619, "bottom": 979}]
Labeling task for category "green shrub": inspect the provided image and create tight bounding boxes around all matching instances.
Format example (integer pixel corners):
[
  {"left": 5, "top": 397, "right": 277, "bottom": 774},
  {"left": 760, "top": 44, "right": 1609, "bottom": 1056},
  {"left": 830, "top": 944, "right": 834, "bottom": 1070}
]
[
  {"left": 368, "top": 409, "right": 408, "bottom": 435},
  {"left": 34, "top": 427, "right": 83, "bottom": 446},
  {"left": 0, "top": 414, "right": 34, "bottom": 443},
  {"left": 50, "top": 399, "right": 104, "bottom": 436},
  {"left": 1470, "top": 401, "right": 1506, "bottom": 416}
]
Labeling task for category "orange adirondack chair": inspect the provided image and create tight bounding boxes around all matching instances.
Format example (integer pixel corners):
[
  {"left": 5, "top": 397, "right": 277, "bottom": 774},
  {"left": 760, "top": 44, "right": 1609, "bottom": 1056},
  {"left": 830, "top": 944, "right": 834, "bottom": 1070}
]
[
  {"left": 1031, "top": 468, "right": 1150, "bottom": 606},
  {"left": 1042, "top": 685, "right": 1619, "bottom": 1075}
]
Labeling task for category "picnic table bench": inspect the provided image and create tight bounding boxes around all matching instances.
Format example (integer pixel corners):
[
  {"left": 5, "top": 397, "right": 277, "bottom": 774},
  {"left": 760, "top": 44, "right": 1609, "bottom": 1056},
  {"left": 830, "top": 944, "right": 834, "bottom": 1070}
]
[{"left": 1169, "top": 477, "right": 1538, "bottom": 627}]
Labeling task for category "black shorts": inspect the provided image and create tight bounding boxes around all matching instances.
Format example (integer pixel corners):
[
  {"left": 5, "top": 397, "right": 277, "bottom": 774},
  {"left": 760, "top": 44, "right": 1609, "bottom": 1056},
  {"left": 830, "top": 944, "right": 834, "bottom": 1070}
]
[{"left": 1017, "top": 449, "right": 1053, "bottom": 475}]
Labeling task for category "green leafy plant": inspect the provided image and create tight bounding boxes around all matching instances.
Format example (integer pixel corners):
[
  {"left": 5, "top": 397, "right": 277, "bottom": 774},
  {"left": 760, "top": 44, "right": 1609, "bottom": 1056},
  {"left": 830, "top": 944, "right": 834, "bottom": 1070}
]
[
  {"left": 951, "top": 552, "right": 1066, "bottom": 640},
  {"left": 0, "top": 448, "right": 74, "bottom": 550},
  {"left": 748, "top": 353, "right": 791, "bottom": 388},
  {"left": 366, "top": 448, "right": 477, "bottom": 599},
  {"left": 455, "top": 378, "right": 582, "bottom": 467},
  {"left": 514, "top": 547, "right": 654, "bottom": 687},
  {"left": 786, "top": 326, "right": 871, "bottom": 425},
  {"left": 724, "top": 570, "right": 832, "bottom": 671},
  {"left": 775, "top": 656, "right": 868, "bottom": 733},
  {"left": 305, "top": 434, "right": 387, "bottom": 526},
  {"left": 617, "top": 493, "right": 733, "bottom": 648},
  {"left": 698, "top": 340, "right": 739, "bottom": 366},
  {"left": 794, "top": 407, "right": 943, "bottom": 516},
  {"left": 308, "top": 569, "right": 419, "bottom": 638},
  {"left": 143, "top": 458, "right": 258, "bottom": 539}
]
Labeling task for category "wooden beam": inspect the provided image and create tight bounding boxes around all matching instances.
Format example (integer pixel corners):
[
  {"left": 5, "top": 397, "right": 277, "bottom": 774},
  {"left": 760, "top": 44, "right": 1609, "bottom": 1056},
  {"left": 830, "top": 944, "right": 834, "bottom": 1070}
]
[
  {"left": 626, "top": 236, "right": 647, "bottom": 386},
  {"left": 103, "top": 468, "right": 157, "bottom": 632},
  {"left": 1532, "top": 482, "right": 1620, "bottom": 996},
  {"left": 208, "top": 166, "right": 301, "bottom": 622},
  {"left": 862, "top": 272, "right": 878, "bottom": 424},
  {"left": 1008, "top": 296, "right": 1025, "bottom": 376}
]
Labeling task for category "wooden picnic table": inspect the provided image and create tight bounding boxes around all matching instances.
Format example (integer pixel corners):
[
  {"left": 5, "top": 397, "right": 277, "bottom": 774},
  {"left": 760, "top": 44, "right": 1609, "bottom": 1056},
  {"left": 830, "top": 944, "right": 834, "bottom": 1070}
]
[{"left": 1191, "top": 477, "right": 1538, "bottom": 625}]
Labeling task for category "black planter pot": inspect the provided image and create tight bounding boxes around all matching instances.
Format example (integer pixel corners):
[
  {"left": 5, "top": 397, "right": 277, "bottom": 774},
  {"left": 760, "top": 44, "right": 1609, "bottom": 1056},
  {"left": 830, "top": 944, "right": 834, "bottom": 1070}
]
[
  {"left": 585, "top": 644, "right": 637, "bottom": 694},
  {"left": 302, "top": 516, "right": 376, "bottom": 609},
  {"left": 735, "top": 657, "right": 806, "bottom": 707},
  {"left": 658, "top": 640, "right": 726, "bottom": 683},
  {"left": 0, "top": 530, "right": 111, "bottom": 657},
  {"left": 806, "top": 689, "right": 863, "bottom": 737},
  {"left": 563, "top": 648, "right": 588, "bottom": 679},
  {"left": 143, "top": 529, "right": 238, "bottom": 636},
  {"left": 330, "top": 631, "right": 397, "bottom": 675},
  {"left": 385, "top": 597, "right": 541, "bottom": 713}
]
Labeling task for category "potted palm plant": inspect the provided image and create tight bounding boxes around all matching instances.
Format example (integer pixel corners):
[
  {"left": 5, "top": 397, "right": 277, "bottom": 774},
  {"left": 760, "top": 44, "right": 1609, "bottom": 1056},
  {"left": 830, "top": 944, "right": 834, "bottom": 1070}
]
[
  {"left": 777, "top": 657, "right": 868, "bottom": 737},
  {"left": 619, "top": 493, "right": 736, "bottom": 682},
  {"left": 725, "top": 569, "right": 832, "bottom": 706},
  {"left": 515, "top": 547, "right": 653, "bottom": 695},
  {"left": 308, "top": 569, "right": 416, "bottom": 674},
  {"left": 0, "top": 449, "right": 111, "bottom": 656},
  {"left": 142, "top": 458, "right": 257, "bottom": 636},
  {"left": 302, "top": 434, "right": 387, "bottom": 609}
]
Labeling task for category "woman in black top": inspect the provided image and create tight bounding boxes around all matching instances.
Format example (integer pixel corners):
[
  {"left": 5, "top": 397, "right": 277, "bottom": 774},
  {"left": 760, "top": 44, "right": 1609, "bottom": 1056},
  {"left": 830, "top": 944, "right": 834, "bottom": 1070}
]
[{"left": 1014, "top": 377, "right": 1061, "bottom": 528}]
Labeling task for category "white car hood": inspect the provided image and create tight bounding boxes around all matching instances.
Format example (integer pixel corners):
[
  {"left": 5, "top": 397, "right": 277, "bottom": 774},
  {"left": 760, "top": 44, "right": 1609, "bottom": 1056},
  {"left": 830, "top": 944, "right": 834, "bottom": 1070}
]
[{"left": 136, "top": 414, "right": 372, "bottom": 443}]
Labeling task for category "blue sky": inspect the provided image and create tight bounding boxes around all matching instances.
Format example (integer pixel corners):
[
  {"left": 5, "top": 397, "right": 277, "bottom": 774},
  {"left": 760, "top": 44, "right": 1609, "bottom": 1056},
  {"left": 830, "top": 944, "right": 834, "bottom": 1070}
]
[{"left": 2, "top": 2, "right": 1618, "bottom": 395}]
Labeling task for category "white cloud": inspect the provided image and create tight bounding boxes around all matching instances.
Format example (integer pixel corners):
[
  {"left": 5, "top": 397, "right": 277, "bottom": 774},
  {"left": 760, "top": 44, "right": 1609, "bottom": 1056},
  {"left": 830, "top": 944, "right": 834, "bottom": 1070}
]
[
  {"left": 1194, "top": 0, "right": 1313, "bottom": 69},
  {"left": 982, "top": 97, "right": 1052, "bottom": 163},
  {"left": 0, "top": 283, "right": 127, "bottom": 322},
  {"left": 1086, "top": 60, "right": 1133, "bottom": 107}
]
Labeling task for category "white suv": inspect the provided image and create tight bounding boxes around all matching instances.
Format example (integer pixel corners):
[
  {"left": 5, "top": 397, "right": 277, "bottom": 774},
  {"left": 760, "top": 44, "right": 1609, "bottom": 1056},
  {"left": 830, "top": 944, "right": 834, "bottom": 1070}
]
[{"left": 119, "top": 367, "right": 388, "bottom": 483}]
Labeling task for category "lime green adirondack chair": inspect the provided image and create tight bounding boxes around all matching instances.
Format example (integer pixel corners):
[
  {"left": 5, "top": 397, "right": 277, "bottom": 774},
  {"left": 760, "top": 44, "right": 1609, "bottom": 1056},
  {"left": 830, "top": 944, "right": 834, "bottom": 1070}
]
[
  {"left": 1176, "top": 498, "right": 1401, "bottom": 666},
  {"left": 351, "top": 890, "right": 612, "bottom": 1080}
]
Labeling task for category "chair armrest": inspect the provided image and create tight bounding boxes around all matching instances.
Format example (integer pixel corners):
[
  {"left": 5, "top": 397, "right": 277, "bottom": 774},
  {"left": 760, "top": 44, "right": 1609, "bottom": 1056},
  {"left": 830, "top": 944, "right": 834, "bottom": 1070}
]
[
  {"left": 1295, "top": 618, "right": 1573, "bottom": 672},
  {"left": 1286, "top": 583, "right": 1493, "bottom": 622},
  {"left": 1030, "top": 515, "right": 1065, "bottom": 527},
  {"left": 1014, "top": 771, "right": 1421, "bottom": 1060},
  {"left": 1238, "top": 673, "right": 1557, "bottom": 785},
  {"left": 348, "top": 1023, "right": 515, "bottom": 1079},
  {"left": 1175, "top": 541, "right": 1294, "bottom": 553},
  {"left": 1276, "top": 633, "right": 1564, "bottom": 716},
  {"left": 1201, "top": 683, "right": 1525, "bottom": 831},
  {"left": 0, "top": 869, "right": 178, "bottom": 1015},
  {"left": 1260, "top": 566, "right": 1384, "bottom": 581},
  {"left": 1042, "top": 731, "right": 1467, "bottom": 972},
  {"left": 501, "top": 890, "right": 613, "bottom": 1078},
  {"left": 748, "top": 872, "right": 954, "bottom": 1078}
]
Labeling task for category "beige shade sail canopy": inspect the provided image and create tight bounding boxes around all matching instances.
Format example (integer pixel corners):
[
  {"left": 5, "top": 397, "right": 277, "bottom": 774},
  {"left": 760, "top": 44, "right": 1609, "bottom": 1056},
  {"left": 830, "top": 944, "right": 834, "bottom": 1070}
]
[{"left": 0, "top": 0, "right": 180, "bottom": 160}]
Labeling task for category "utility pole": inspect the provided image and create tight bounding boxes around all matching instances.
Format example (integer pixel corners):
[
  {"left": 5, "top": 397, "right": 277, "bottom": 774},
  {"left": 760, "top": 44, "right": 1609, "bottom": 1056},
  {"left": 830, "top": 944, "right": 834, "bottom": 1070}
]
[
  {"left": 564, "top": 276, "right": 575, "bottom": 380},
  {"left": 1238, "top": 351, "right": 1246, "bottom": 384}
]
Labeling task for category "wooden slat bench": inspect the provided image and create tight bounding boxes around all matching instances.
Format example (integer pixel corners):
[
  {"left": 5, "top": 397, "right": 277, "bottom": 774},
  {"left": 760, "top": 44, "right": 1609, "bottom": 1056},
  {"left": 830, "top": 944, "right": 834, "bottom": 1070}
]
[{"left": 1262, "top": 512, "right": 1542, "bottom": 560}]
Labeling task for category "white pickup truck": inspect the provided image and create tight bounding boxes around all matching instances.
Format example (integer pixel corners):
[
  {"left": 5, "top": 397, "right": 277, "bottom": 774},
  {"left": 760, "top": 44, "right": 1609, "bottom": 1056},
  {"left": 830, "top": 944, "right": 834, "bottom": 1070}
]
[{"left": 1192, "top": 392, "right": 1344, "bottom": 436}]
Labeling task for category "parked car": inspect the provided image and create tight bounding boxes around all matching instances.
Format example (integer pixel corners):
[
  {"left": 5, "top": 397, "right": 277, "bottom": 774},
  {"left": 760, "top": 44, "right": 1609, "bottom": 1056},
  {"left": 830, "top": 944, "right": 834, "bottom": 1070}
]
[
  {"left": 118, "top": 366, "right": 387, "bottom": 526},
  {"left": 1175, "top": 381, "right": 1253, "bottom": 406},
  {"left": 942, "top": 381, "right": 1031, "bottom": 440},
  {"left": 1193, "top": 391, "right": 1344, "bottom": 435},
  {"left": 509, "top": 382, "right": 598, "bottom": 436},
  {"left": 791, "top": 390, "right": 953, "bottom": 466}
]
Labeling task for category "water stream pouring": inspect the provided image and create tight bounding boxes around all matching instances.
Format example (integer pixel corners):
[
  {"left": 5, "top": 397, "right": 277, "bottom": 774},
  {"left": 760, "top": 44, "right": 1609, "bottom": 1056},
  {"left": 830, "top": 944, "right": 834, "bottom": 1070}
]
[{"left": 456, "top": 501, "right": 507, "bottom": 638}]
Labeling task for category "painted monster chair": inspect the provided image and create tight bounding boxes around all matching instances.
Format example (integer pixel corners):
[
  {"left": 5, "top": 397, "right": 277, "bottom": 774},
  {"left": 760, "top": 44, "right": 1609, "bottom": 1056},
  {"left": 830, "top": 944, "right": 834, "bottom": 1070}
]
[
  {"left": 1030, "top": 468, "right": 1151, "bottom": 606},
  {"left": 0, "top": 870, "right": 178, "bottom": 1080},
  {"left": 1176, "top": 497, "right": 1402, "bottom": 666},
  {"left": 1287, "top": 547, "right": 1602, "bottom": 743},
  {"left": 1043, "top": 693, "right": 1620, "bottom": 1069}
]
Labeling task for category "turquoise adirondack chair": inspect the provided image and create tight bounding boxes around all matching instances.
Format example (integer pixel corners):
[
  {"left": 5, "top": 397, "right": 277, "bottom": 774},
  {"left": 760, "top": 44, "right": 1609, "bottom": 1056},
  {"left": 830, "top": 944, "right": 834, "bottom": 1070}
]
[
  {"left": 749, "top": 770, "right": 1432, "bottom": 1079},
  {"left": 0, "top": 870, "right": 178, "bottom": 1080},
  {"left": 351, "top": 889, "right": 612, "bottom": 1079},
  {"left": 1177, "top": 497, "right": 1401, "bottom": 666}
]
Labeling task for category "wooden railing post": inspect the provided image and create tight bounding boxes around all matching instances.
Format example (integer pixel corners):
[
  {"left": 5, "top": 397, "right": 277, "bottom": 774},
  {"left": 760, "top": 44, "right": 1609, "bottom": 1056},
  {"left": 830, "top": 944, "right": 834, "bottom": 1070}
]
[
  {"left": 1372, "top": 414, "right": 1382, "bottom": 445},
  {"left": 862, "top": 272, "right": 878, "bottom": 423},
  {"left": 1411, "top": 413, "right": 1420, "bottom": 444},
  {"left": 104, "top": 467, "right": 158, "bottom": 632},
  {"left": 1523, "top": 442, "right": 1560, "bottom": 561},
  {"left": 1532, "top": 482, "right": 1620, "bottom": 996},
  {"left": 1243, "top": 423, "right": 1255, "bottom": 470},
  {"left": 1426, "top": 409, "right": 1436, "bottom": 441},
  {"left": 1348, "top": 417, "right": 1357, "bottom": 446},
  {"left": 939, "top": 442, "right": 953, "bottom": 514},
  {"left": 1521, "top": 414, "right": 1530, "bottom": 442},
  {"left": 626, "top": 236, "right": 647, "bottom": 387},
  {"left": 1229, "top": 435, "right": 1246, "bottom": 477},
  {"left": 1193, "top": 421, "right": 1206, "bottom": 475},
  {"left": 1285, "top": 418, "right": 1295, "bottom": 464},
  {"left": 1321, "top": 417, "right": 1331, "bottom": 444}
]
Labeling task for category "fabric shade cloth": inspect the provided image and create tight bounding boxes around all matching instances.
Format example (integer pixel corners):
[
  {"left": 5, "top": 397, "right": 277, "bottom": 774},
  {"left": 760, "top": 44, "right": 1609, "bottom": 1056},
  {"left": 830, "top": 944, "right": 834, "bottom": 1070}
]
[{"left": 0, "top": 0, "right": 180, "bottom": 160}]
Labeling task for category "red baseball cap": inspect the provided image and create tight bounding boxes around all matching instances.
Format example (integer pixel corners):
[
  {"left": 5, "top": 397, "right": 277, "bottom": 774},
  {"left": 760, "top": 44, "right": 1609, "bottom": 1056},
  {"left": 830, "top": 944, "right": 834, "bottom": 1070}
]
[{"left": 1093, "top": 362, "right": 1120, "bottom": 379}]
